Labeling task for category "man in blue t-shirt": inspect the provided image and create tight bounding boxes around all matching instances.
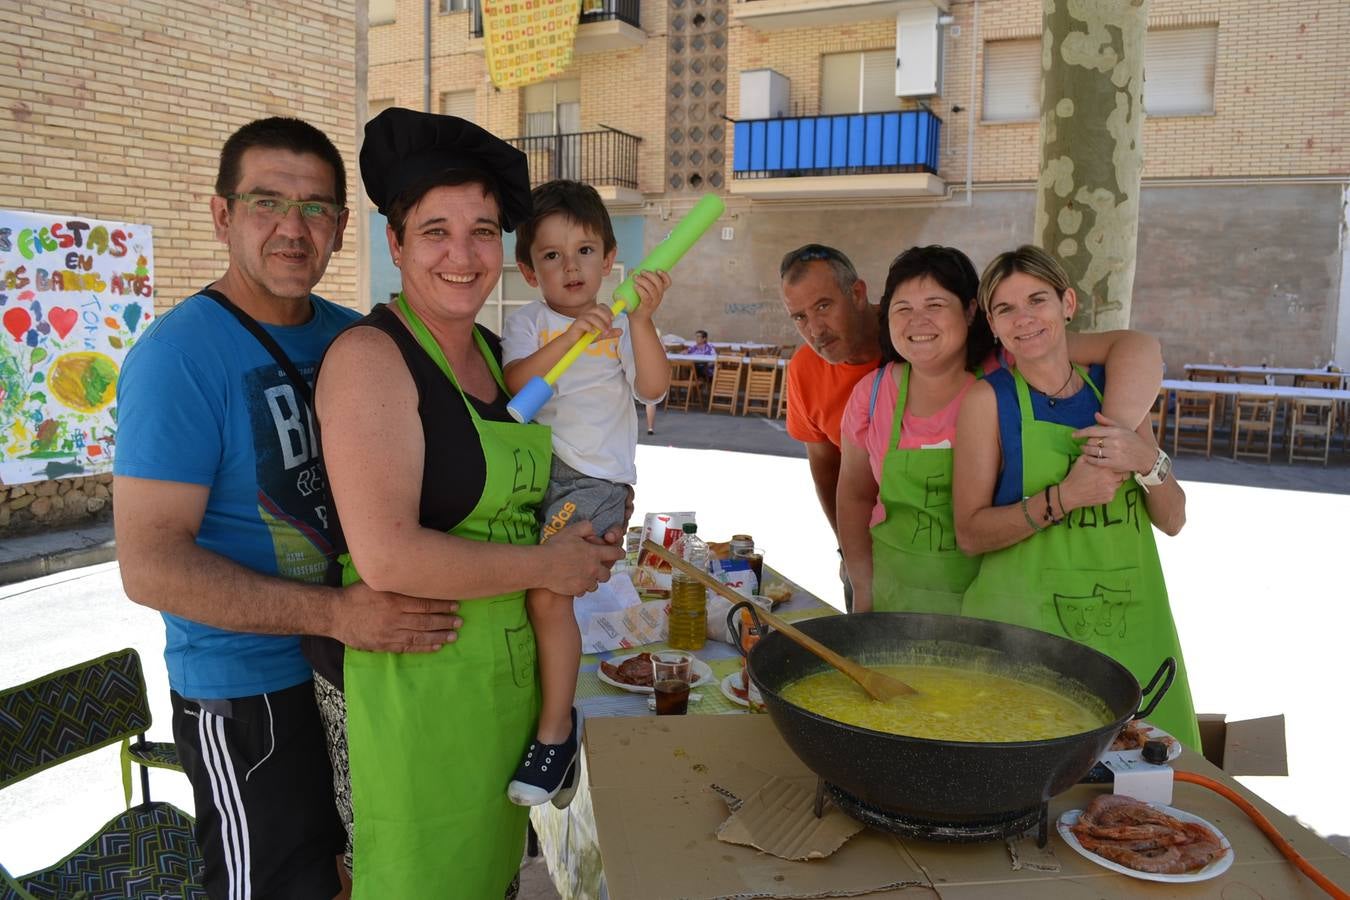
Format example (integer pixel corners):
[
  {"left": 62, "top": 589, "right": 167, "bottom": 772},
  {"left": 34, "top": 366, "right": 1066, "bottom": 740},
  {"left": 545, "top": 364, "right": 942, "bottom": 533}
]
[{"left": 114, "top": 117, "right": 463, "bottom": 900}]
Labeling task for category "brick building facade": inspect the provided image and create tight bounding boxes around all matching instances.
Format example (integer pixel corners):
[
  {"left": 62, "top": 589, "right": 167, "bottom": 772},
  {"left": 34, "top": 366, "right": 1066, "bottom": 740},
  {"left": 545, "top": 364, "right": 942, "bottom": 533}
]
[
  {"left": 368, "top": 0, "right": 1349, "bottom": 372},
  {"left": 1, "top": 1, "right": 360, "bottom": 533}
]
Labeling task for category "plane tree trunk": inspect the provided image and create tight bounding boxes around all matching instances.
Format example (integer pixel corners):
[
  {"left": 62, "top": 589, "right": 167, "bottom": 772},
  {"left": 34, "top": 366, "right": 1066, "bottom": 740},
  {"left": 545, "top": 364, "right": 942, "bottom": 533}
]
[{"left": 1034, "top": 0, "right": 1149, "bottom": 331}]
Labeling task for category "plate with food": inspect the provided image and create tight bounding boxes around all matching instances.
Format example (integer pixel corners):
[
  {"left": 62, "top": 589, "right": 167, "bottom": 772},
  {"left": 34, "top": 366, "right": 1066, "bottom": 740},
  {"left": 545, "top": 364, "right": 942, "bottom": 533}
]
[
  {"left": 1057, "top": 795, "right": 1233, "bottom": 883},
  {"left": 1099, "top": 720, "right": 1182, "bottom": 766},
  {"left": 597, "top": 652, "right": 714, "bottom": 694},
  {"left": 759, "top": 581, "right": 793, "bottom": 605},
  {"left": 720, "top": 671, "right": 750, "bottom": 707}
]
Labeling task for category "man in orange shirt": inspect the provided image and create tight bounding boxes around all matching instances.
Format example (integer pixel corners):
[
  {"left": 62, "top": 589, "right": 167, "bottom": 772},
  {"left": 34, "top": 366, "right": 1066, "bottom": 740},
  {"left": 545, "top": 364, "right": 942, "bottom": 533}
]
[{"left": 780, "top": 244, "right": 881, "bottom": 611}]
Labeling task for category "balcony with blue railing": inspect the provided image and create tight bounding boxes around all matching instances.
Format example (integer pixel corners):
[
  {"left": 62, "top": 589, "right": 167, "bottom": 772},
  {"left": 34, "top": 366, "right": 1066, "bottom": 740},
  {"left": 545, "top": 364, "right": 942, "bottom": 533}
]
[
  {"left": 470, "top": 0, "right": 645, "bottom": 52},
  {"left": 730, "top": 109, "right": 945, "bottom": 198}
]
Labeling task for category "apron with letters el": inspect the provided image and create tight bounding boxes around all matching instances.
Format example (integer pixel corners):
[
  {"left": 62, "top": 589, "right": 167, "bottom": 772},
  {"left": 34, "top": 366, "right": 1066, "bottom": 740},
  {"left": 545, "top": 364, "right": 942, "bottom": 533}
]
[
  {"left": 961, "top": 367, "right": 1201, "bottom": 750},
  {"left": 342, "top": 297, "right": 550, "bottom": 897}
]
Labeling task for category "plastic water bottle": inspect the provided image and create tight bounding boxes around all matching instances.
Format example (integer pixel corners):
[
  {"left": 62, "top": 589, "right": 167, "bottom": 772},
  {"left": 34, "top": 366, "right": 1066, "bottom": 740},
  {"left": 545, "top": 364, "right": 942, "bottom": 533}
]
[{"left": 668, "top": 523, "right": 708, "bottom": 651}]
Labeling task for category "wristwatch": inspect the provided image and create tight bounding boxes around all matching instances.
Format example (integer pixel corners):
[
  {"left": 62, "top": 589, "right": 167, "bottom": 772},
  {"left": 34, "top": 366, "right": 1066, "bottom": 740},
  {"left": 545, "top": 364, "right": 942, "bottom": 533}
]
[{"left": 1134, "top": 448, "right": 1172, "bottom": 491}]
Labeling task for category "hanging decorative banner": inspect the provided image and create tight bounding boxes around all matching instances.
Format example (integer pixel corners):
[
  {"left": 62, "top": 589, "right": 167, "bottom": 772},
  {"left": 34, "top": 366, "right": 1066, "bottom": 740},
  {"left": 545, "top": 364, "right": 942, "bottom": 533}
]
[
  {"left": 482, "top": 0, "right": 579, "bottom": 90},
  {"left": 0, "top": 209, "right": 154, "bottom": 485}
]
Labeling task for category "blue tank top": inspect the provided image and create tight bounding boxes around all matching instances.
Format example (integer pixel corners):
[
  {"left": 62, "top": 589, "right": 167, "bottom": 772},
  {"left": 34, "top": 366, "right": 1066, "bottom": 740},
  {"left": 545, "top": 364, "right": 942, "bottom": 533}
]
[{"left": 988, "top": 364, "right": 1107, "bottom": 506}]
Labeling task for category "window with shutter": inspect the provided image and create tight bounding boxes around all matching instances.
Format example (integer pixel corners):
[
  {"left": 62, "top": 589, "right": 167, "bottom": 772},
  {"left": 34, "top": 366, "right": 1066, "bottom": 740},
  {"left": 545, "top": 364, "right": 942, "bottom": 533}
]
[
  {"left": 370, "top": 0, "right": 395, "bottom": 25},
  {"left": 439, "top": 90, "right": 476, "bottom": 121},
  {"left": 439, "top": 0, "right": 469, "bottom": 11},
  {"left": 1144, "top": 27, "right": 1217, "bottom": 116},
  {"left": 981, "top": 39, "right": 1039, "bottom": 123},
  {"left": 982, "top": 27, "right": 1218, "bottom": 123},
  {"left": 369, "top": 98, "right": 396, "bottom": 123},
  {"left": 821, "top": 50, "right": 902, "bottom": 115},
  {"left": 523, "top": 80, "right": 580, "bottom": 135}
]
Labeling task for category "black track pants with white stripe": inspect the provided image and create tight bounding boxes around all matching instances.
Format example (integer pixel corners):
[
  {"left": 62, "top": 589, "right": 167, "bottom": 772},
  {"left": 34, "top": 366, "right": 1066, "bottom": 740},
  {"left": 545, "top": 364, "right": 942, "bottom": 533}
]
[{"left": 171, "top": 682, "right": 343, "bottom": 900}]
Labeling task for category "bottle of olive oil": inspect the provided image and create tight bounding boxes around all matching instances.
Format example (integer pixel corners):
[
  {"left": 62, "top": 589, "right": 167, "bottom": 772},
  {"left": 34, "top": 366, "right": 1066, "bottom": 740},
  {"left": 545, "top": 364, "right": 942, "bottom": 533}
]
[{"left": 668, "top": 523, "right": 707, "bottom": 651}]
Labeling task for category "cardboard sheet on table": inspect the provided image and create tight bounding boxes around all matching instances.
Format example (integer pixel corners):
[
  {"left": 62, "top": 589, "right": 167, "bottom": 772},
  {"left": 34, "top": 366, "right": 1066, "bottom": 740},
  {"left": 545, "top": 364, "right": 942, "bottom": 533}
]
[
  {"left": 584, "top": 715, "right": 1350, "bottom": 900},
  {"left": 715, "top": 775, "right": 864, "bottom": 861},
  {"left": 584, "top": 716, "right": 927, "bottom": 899}
]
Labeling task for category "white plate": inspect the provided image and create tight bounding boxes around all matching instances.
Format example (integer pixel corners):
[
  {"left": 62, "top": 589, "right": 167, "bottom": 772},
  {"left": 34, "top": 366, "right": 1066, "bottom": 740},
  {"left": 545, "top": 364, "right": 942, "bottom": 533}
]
[
  {"left": 1057, "top": 805, "right": 1234, "bottom": 883},
  {"left": 720, "top": 671, "right": 750, "bottom": 707},
  {"left": 596, "top": 653, "right": 714, "bottom": 694},
  {"left": 1099, "top": 720, "right": 1183, "bottom": 768}
]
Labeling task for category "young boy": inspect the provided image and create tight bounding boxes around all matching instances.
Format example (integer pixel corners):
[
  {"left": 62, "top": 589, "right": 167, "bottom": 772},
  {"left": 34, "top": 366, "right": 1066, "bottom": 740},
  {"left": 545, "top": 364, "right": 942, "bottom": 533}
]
[{"left": 501, "top": 180, "right": 671, "bottom": 806}]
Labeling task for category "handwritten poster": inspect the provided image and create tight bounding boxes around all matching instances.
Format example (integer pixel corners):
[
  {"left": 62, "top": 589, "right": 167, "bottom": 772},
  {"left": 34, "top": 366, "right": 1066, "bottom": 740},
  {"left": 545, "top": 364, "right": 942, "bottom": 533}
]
[
  {"left": 482, "top": 0, "right": 579, "bottom": 89},
  {"left": 0, "top": 209, "right": 154, "bottom": 485}
]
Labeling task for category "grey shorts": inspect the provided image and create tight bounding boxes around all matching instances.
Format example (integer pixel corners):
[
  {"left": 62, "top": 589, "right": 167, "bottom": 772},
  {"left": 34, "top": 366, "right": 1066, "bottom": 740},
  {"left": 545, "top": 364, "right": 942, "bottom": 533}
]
[{"left": 539, "top": 456, "right": 631, "bottom": 543}]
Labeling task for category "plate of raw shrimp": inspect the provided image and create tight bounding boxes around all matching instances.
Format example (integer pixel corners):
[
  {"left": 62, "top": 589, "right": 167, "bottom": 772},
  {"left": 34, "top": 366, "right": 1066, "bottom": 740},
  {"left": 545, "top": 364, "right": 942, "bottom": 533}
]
[{"left": 1057, "top": 794, "right": 1233, "bottom": 883}]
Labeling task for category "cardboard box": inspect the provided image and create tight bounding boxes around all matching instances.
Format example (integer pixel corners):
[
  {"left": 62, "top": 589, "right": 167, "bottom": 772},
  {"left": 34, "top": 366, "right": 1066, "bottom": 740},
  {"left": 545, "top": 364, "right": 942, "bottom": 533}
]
[
  {"left": 584, "top": 714, "right": 1346, "bottom": 899},
  {"left": 1197, "top": 713, "right": 1289, "bottom": 776}
]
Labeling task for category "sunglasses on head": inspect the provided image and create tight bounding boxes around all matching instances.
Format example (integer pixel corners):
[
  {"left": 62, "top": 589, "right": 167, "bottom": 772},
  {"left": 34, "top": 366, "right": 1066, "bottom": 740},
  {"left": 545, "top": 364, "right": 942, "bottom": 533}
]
[{"left": 779, "top": 244, "right": 850, "bottom": 278}]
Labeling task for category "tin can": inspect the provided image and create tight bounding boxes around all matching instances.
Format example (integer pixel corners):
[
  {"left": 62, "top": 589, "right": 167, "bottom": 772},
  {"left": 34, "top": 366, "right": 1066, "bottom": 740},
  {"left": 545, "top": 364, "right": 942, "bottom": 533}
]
[{"left": 730, "top": 534, "right": 755, "bottom": 558}]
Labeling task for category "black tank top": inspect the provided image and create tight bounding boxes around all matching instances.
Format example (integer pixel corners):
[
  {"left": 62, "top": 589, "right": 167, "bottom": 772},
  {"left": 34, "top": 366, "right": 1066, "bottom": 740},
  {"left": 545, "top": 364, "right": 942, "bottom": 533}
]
[{"left": 304, "top": 302, "right": 513, "bottom": 685}]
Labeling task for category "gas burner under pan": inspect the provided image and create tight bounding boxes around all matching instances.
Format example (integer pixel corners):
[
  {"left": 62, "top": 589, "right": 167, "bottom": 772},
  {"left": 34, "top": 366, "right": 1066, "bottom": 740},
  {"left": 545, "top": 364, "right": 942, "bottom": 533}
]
[{"left": 817, "top": 779, "right": 1050, "bottom": 848}]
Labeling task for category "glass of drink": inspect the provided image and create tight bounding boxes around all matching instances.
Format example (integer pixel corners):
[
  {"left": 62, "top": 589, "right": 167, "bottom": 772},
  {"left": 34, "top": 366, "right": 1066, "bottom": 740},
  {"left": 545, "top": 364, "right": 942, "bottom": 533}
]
[
  {"left": 746, "top": 549, "right": 765, "bottom": 586},
  {"left": 652, "top": 650, "right": 694, "bottom": 715}
]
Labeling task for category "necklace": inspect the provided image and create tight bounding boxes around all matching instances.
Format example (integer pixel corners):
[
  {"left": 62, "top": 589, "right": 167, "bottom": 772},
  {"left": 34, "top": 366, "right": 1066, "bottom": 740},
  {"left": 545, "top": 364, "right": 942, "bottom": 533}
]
[{"left": 1041, "top": 366, "right": 1076, "bottom": 407}]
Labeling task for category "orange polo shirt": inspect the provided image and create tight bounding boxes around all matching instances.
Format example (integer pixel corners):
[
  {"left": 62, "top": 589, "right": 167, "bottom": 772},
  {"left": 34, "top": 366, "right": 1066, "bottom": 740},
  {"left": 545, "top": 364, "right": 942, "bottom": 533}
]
[{"left": 785, "top": 345, "right": 881, "bottom": 448}]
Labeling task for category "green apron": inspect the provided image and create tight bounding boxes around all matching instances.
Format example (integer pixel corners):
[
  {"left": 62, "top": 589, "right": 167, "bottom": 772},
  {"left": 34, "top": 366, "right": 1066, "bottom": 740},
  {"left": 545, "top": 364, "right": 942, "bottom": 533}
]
[
  {"left": 869, "top": 364, "right": 980, "bottom": 615},
  {"left": 960, "top": 367, "right": 1201, "bottom": 750},
  {"left": 341, "top": 297, "right": 549, "bottom": 898}
]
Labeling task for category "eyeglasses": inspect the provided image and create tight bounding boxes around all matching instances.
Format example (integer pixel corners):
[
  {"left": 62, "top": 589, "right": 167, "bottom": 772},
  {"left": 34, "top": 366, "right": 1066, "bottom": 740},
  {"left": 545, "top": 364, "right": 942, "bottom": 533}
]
[
  {"left": 779, "top": 244, "right": 855, "bottom": 279},
  {"left": 226, "top": 193, "right": 345, "bottom": 224}
]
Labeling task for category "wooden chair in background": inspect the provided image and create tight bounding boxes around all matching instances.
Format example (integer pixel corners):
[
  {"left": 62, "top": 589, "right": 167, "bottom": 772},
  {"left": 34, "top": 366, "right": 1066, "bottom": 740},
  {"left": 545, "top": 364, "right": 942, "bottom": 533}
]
[
  {"left": 775, "top": 346, "right": 797, "bottom": 419},
  {"left": 1295, "top": 372, "right": 1345, "bottom": 447},
  {"left": 1188, "top": 367, "right": 1235, "bottom": 429},
  {"left": 706, "top": 353, "right": 744, "bottom": 415},
  {"left": 1232, "top": 393, "right": 1278, "bottom": 462},
  {"left": 741, "top": 356, "right": 780, "bottom": 417},
  {"left": 1148, "top": 389, "right": 1169, "bottom": 445},
  {"left": 1171, "top": 390, "right": 1216, "bottom": 459},
  {"left": 665, "top": 360, "right": 703, "bottom": 412},
  {"left": 1286, "top": 397, "right": 1336, "bottom": 465}
]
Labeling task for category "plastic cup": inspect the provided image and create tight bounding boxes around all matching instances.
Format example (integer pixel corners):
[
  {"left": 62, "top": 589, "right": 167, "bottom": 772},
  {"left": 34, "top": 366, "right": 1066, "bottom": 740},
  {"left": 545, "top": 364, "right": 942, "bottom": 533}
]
[{"left": 652, "top": 651, "right": 694, "bottom": 715}]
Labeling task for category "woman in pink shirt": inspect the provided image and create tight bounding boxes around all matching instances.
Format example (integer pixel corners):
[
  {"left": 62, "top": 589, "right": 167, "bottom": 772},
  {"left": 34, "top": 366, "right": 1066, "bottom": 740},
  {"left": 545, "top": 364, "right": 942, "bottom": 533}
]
[{"left": 837, "top": 246, "right": 1161, "bottom": 614}]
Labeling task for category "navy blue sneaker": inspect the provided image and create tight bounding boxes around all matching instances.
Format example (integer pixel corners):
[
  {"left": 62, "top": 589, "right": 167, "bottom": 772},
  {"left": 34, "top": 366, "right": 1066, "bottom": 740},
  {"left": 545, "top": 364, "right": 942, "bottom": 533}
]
[{"left": 508, "top": 708, "right": 580, "bottom": 808}]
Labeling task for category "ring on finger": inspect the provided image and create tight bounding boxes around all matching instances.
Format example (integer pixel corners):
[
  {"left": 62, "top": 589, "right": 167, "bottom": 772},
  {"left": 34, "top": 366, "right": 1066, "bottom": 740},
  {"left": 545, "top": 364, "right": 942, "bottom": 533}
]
[{"left": 1097, "top": 446, "right": 1104, "bottom": 459}]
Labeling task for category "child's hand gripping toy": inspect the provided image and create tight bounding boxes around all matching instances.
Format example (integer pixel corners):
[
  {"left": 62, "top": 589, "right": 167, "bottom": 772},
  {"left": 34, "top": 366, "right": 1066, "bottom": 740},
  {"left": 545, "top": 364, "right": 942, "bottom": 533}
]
[{"left": 506, "top": 193, "right": 726, "bottom": 423}]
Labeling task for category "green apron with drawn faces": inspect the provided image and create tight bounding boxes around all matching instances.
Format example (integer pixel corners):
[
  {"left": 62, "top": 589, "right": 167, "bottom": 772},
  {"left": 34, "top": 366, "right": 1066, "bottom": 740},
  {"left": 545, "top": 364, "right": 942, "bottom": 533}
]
[
  {"left": 342, "top": 297, "right": 549, "bottom": 898},
  {"left": 960, "top": 367, "right": 1201, "bottom": 751},
  {"left": 869, "top": 364, "right": 980, "bottom": 615}
]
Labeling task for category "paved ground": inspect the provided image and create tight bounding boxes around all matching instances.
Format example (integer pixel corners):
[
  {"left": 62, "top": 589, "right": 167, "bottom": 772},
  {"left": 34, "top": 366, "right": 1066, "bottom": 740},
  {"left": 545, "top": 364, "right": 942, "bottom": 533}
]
[{"left": 2, "top": 406, "right": 1347, "bottom": 895}]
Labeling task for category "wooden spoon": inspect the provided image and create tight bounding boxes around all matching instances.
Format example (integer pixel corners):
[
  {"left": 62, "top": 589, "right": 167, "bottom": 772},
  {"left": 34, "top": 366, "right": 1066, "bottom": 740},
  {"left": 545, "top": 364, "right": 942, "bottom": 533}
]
[{"left": 641, "top": 540, "right": 917, "bottom": 702}]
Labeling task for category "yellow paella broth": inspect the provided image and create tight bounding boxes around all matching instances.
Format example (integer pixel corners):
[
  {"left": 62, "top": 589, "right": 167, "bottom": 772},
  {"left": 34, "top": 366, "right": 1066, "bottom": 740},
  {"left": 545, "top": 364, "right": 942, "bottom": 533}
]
[{"left": 780, "top": 663, "right": 1111, "bottom": 742}]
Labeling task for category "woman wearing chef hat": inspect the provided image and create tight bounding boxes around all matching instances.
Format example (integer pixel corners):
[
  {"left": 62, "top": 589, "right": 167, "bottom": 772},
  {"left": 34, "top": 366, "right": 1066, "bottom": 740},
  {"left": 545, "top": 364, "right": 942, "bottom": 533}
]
[{"left": 303, "top": 108, "right": 624, "bottom": 898}]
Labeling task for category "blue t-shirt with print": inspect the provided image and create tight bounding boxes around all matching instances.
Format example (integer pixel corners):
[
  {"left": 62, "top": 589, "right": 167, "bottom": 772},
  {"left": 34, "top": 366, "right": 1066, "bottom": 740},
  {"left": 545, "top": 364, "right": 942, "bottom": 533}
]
[{"left": 114, "top": 291, "right": 359, "bottom": 700}]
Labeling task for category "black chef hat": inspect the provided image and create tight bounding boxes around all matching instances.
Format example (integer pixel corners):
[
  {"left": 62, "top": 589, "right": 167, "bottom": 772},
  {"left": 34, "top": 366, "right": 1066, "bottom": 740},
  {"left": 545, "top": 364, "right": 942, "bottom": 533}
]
[{"left": 360, "top": 107, "right": 533, "bottom": 232}]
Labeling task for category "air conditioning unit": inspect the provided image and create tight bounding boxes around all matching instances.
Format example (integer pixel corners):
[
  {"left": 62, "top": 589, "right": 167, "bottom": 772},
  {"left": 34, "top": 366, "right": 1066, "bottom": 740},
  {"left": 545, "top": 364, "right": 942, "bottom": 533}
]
[
  {"left": 740, "top": 69, "right": 790, "bottom": 119},
  {"left": 895, "top": 7, "right": 944, "bottom": 98}
]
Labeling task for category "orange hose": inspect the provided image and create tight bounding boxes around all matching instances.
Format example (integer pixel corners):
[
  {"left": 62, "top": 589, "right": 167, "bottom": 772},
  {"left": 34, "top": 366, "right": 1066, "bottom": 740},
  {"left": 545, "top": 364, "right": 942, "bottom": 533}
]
[{"left": 1174, "top": 770, "right": 1350, "bottom": 899}]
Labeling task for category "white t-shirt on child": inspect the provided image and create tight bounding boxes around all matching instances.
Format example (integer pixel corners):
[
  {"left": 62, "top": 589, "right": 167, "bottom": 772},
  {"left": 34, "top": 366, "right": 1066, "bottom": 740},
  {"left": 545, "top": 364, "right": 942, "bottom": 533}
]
[{"left": 502, "top": 299, "right": 663, "bottom": 484}]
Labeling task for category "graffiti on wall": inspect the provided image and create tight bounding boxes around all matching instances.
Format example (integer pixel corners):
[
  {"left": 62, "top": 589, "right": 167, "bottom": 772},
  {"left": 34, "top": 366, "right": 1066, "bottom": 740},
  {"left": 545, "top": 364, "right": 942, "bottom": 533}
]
[{"left": 0, "top": 209, "right": 154, "bottom": 485}]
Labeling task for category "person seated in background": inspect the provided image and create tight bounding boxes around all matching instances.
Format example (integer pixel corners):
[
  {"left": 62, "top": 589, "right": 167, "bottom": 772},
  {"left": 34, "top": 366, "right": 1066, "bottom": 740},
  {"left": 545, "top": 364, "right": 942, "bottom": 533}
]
[{"left": 687, "top": 329, "right": 715, "bottom": 381}]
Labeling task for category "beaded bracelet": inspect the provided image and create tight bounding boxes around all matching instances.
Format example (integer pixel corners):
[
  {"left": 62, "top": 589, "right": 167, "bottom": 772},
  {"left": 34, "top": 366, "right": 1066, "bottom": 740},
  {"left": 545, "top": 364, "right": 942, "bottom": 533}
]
[{"left": 1021, "top": 496, "right": 1045, "bottom": 533}]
